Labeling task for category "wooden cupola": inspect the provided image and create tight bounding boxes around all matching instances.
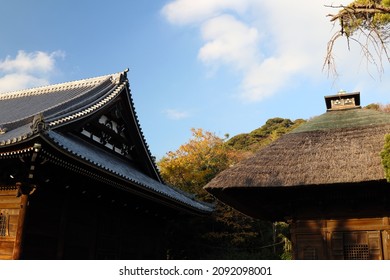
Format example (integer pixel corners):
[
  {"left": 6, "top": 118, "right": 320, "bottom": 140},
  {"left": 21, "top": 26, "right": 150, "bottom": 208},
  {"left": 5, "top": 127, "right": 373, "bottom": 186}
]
[{"left": 325, "top": 91, "right": 361, "bottom": 111}]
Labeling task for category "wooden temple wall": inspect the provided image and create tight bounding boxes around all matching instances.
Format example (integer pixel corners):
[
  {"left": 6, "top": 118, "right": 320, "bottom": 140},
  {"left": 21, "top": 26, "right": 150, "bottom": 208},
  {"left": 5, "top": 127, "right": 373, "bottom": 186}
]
[
  {"left": 291, "top": 218, "right": 390, "bottom": 260},
  {"left": 0, "top": 187, "right": 22, "bottom": 260},
  {"left": 19, "top": 181, "right": 171, "bottom": 260},
  {"left": 1, "top": 181, "right": 174, "bottom": 260}
]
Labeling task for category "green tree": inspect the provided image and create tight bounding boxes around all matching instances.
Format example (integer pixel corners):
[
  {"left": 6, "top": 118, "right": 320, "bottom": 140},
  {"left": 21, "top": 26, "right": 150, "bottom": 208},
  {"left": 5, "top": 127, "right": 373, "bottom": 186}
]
[
  {"left": 374, "top": 102, "right": 390, "bottom": 182},
  {"left": 381, "top": 134, "right": 390, "bottom": 182},
  {"left": 365, "top": 102, "right": 390, "bottom": 112},
  {"left": 226, "top": 118, "right": 305, "bottom": 152},
  {"left": 325, "top": 0, "right": 390, "bottom": 75}
]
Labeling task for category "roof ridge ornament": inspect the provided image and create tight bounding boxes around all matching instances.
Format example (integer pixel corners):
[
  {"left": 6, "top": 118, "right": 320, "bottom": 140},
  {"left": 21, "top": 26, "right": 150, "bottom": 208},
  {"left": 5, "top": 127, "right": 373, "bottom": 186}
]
[
  {"left": 0, "top": 127, "right": 7, "bottom": 135},
  {"left": 338, "top": 89, "right": 347, "bottom": 95},
  {"left": 31, "top": 113, "right": 47, "bottom": 133},
  {"left": 111, "top": 69, "right": 129, "bottom": 85}
]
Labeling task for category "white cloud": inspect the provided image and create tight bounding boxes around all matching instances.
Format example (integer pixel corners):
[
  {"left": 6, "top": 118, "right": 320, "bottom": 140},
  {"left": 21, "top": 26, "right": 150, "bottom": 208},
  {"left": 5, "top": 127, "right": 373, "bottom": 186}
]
[
  {"left": 198, "top": 14, "right": 260, "bottom": 71},
  {"left": 0, "top": 50, "right": 65, "bottom": 93},
  {"left": 0, "top": 73, "right": 48, "bottom": 93},
  {"left": 161, "top": 0, "right": 252, "bottom": 25},
  {"left": 241, "top": 57, "right": 289, "bottom": 102},
  {"left": 164, "top": 109, "right": 191, "bottom": 120},
  {"left": 162, "top": 0, "right": 367, "bottom": 102}
]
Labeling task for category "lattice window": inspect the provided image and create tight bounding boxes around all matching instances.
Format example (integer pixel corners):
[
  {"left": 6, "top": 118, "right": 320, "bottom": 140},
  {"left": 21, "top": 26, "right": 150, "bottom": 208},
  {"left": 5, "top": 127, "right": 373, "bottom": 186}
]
[
  {"left": 0, "top": 213, "right": 6, "bottom": 237},
  {"left": 344, "top": 244, "right": 369, "bottom": 260}
]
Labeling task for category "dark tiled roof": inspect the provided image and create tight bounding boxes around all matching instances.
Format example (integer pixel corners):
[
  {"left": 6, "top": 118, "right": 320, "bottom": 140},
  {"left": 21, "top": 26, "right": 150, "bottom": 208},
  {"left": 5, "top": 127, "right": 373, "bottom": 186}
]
[
  {"left": 0, "top": 74, "right": 117, "bottom": 124},
  {"left": 0, "top": 72, "right": 125, "bottom": 145},
  {"left": 43, "top": 131, "right": 213, "bottom": 213},
  {"left": 0, "top": 71, "right": 213, "bottom": 214}
]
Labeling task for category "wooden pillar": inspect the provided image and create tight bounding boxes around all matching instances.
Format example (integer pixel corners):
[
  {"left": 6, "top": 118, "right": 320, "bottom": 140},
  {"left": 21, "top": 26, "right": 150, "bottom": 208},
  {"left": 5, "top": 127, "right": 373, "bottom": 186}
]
[{"left": 12, "top": 182, "right": 35, "bottom": 260}]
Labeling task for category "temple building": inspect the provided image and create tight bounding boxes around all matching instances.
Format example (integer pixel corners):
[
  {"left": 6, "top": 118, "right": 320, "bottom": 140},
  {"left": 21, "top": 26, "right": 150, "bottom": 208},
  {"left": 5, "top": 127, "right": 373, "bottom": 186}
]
[
  {"left": 205, "top": 92, "right": 390, "bottom": 260},
  {"left": 0, "top": 70, "right": 212, "bottom": 259}
]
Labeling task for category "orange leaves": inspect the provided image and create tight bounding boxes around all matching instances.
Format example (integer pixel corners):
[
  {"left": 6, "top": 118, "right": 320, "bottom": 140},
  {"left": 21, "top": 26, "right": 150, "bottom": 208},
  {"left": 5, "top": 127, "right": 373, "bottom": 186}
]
[{"left": 158, "top": 128, "right": 242, "bottom": 200}]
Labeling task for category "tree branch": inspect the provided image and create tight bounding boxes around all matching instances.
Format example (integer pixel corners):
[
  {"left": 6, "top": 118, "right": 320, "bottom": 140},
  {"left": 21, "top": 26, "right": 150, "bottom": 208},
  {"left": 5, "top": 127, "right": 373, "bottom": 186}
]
[
  {"left": 324, "top": 2, "right": 390, "bottom": 77},
  {"left": 326, "top": 3, "right": 390, "bottom": 22}
]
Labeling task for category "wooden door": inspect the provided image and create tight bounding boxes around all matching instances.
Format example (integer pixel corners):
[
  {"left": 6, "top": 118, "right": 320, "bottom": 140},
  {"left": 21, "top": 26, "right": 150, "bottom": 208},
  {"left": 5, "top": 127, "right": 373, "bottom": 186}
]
[
  {"left": 330, "top": 231, "right": 383, "bottom": 260},
  {"left": 0, "top": 188, "right": 22, "bottom": 260}
]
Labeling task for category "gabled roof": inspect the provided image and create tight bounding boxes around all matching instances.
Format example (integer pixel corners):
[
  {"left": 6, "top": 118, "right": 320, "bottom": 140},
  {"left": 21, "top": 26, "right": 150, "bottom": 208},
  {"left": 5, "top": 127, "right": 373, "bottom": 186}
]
[{"left": 0, "top": 70, "right": 213, "bottom": 214}]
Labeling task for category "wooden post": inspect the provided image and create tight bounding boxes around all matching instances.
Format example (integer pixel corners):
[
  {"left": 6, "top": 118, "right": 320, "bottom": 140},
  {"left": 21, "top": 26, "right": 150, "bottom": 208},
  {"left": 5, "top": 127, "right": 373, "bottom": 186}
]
[{"left": 12, "top": 182, "right": 33, "bottom": 260}]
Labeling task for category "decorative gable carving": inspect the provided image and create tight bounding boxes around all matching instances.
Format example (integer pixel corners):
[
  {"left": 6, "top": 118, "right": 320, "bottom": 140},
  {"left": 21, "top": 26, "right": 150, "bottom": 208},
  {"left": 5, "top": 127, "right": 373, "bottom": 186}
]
[{"left": 78, "top": 105, "right": 136, "bottom": 160}]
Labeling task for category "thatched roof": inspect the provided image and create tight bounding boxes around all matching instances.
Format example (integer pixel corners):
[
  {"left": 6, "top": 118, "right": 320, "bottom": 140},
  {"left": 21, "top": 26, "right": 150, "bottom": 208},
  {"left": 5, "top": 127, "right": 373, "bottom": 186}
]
[
  {"left": 205, "top": 99, "right": 390, "bottom": 220},
  {"left": 207, "top": 108, "right": 390, "bottom": 188}
]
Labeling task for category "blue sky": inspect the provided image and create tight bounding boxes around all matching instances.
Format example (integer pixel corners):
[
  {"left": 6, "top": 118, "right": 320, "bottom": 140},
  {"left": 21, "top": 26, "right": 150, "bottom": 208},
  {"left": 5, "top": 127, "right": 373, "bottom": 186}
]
[{"left": 1, "top": 0, "right": 390, "bottom": 159}]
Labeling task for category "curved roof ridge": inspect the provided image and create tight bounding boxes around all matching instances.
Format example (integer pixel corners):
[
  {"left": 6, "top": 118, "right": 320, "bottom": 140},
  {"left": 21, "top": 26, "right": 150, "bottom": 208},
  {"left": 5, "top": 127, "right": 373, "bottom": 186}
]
[
  {"left": 47, "top": 81, "right": 125, "bottom": 127},
  {"left": 0, "top": 71, "right": 124, "bottom": 100}
]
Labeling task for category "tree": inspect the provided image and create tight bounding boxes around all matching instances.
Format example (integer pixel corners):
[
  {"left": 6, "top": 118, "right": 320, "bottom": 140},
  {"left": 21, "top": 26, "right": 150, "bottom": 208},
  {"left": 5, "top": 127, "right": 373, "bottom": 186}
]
[
  {"left": 365, "top": 102, "right": 390, "bottom": 111},
  {"left": 158, "top": 127, "right": 286, "bottom": 259},
  {"left": 325, "top": 0, "right": 390, "bottom": 75},
  {"left": 373, "top": 102, "right": 390, "bottom": 182},
  {"left": 381, "top": 134, "right": 390, "bottom": 182},
  {"left": 226, "top": 118, "right": 306, "bottom": 152},
  {"left": 158, "top": 121, "right": 304, "bottom": 259},
  {"left": 158, "top": 128, "right": 245, "bottom": 201}
]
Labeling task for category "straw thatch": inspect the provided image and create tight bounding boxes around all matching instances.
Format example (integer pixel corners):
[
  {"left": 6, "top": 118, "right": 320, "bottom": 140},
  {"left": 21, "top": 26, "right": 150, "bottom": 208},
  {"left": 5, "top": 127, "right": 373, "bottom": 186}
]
[
  {"left": 204, "top": 107, "right": 390, "bottom": 220},
  {"left": 206, "top": 108, "right": 390, "bottom": 189}
]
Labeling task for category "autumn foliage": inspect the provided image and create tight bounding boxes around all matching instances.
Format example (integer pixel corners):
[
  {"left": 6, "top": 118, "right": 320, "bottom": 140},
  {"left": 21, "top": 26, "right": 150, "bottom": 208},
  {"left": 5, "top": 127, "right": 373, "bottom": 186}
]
[
  {"left": 159, "top": 128, "right": 246, "bottom": 201},
  {"left": 158, "top": 119, "right": 303, "bottom": 259}
]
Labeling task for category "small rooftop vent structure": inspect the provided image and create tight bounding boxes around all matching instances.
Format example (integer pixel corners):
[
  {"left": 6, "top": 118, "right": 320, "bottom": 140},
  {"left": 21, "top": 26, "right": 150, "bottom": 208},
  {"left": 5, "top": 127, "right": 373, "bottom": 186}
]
[{"left": 325, "top": 91, "right": 361, "bottom": 111}]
